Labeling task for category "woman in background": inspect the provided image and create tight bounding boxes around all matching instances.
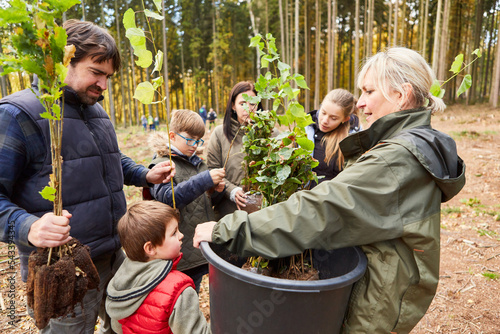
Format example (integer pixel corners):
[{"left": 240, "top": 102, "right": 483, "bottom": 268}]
[{"left": 206, "top": 81, "right": 262, "bottom": 219}]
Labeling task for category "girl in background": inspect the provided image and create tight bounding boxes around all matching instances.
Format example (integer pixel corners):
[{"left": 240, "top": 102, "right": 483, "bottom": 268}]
[{"left": 306, "top": 89, "right": 361, "bottom": 186}]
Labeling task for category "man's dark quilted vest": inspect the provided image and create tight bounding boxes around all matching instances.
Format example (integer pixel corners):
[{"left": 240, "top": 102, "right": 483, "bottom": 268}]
[
  {"left": 0, "top": 88, "right": 125, "bottom": 270},
  {"left": 150, "top": 155, "right": 215, "bottom": 271}
]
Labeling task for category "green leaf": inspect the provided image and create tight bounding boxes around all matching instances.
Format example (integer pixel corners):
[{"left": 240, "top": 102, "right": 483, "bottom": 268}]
[
  {"left": 134, "top": 49, "right": 153, "bottom": 68},
  {"left": 0, "top": 0, "right": 29, "bottom": 26},
  {"left": 289, "top": 102, "right": 305, "bottom": 117},
  {"left": 144, "top": 9, "right": 164, "bottom": 20},
  {"left": 40, "top": 111, "right": 56, "bottom": 120},
  {"left": 249, "top": 35, "right": 262, "bottom": 47},
  {"left": 53, "top": 26, "right": 67, "bottom": 49},
  {"left": 449, "top": 54, "right": 464, "bottom": 74},
  {"left": 277, "top": 61, "right": 290, "bottom": 72},
  {"left": 134, "top": 82, "right": 156, "bottom": 104},
  {"left": 39, "top": 186, "right": 56, "bottom": 202},
  {"left": 296, "top": 137, "right": 314, "bottom": 151},
  {"left": 456, "top": 74, "right": 472, "bottom": 98},
  {"left": 55, "top": 63, "right": 68, "bottom": 82},
  {"left": 153, "top": 0, "right": 162, "bottom": 12},
  {"left": 276, "top": 165, "right": 291, "bottom": 181},
  {"left": 430, "top": 79, "right": 441, "bottom": 97},
  {"left": 242, "top": 93, "right": 261, "bottom": 105},
  {"left": 123, "top": 8, "right": 137, "bottom": 30},
  {"left": 472, "top": 48, "right": 482, "bottom": 58},
  {"left": 152, "top": 76, "right": 163, "bottom": 90},
  {"left": 295, "top": 114, "right": 314, "bottom": 128},
  {"left": 152, "top": 50, "right": 163, "bottom": 73},
  {"left": 45, "top": 0, "right": 81, "bottom": 14},
  {"left": 51, "top": 103, "right": 61, "bottom": 120},
  {"left": 293, "top": 74, "right": 309, "bottom": 89}
]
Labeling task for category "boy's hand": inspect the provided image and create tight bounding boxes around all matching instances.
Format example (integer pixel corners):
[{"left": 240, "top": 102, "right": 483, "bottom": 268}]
[
  {"left": 209, "top": 168, "right": 225, "bottom": 185},
  {"left": 193, "top": 222, "right": 217, "bottom": 248}
]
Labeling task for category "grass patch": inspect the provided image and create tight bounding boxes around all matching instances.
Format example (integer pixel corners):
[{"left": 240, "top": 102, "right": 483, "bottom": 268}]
[
  {"left": 460, "top": 197, "right": 481, "bottom": 207},
  {"left": 477, "top": 229, "right": 498, "bottom": 237},
  {"left": 450, "top": 130, "right": 480, "bottom": 139},
  {"left": 442, "top": 206, "right": 462, "bottom": 215},
  {"left": 482, "top": 272, "right": 499, "bottom": 280}
]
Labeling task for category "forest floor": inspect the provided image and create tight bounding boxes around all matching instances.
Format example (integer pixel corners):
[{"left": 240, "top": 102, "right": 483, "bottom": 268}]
[{"left": 0, "top": 104, "right": 499, "bottom": 333}]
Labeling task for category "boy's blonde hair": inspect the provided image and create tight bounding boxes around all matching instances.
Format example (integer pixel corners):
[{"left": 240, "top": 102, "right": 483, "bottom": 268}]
[
  {"left": 170, "top": 109, "right": 205, "bottom": 138},
  {"left": 118, "top": 201, "right": 179, "bottom": 262}
]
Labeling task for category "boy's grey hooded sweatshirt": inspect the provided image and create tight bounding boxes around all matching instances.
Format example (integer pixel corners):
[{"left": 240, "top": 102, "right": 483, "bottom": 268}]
[{"left": 106, "top": 257, "right": 211, "bottom": 334}]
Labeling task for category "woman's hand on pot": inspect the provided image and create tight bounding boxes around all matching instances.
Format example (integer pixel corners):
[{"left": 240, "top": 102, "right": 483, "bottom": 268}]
[
  {"left": 235, "top": 190, "right": 247, "bottom": 209},
  {"left": 193, "top": 222, "right": 217, "bottom": 248}
]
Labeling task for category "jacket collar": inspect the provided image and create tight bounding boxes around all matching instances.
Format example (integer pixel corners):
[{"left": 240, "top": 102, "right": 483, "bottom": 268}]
[{"left": 340, "top": 107, "right": 430, "bottom": 159}]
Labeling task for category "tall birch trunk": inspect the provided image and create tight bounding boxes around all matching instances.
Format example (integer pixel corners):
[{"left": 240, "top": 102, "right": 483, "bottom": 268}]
[
  {"left": 432, "top": 0, "right": 442, "bottom": 72},
  {"left": 354, "top": 0, "right": 360, "bottom": 98},
  {"left": 490, "top": 15, "right": 500, "bottom": 107},
  {"left": 314, "top": 0, "right": 321, "bottom": 108},
  {"left": 162, "top": 0, "right": 171, "bottom": 120},
  {"left": 279, "top": 0, "right": 286, "bottom": 63}
]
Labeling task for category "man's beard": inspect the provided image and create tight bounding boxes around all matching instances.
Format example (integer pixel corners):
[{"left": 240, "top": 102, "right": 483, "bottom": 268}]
[{"left": 77, "top": 85, "right": 103, "bottom": 105}]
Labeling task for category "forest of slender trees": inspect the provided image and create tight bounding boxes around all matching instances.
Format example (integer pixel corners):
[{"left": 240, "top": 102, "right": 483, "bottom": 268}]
[{"left": 1, "top": 0, "right": 499, "bottom": 127}]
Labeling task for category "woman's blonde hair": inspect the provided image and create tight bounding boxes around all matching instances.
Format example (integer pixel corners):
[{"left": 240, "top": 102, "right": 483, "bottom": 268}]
[
  {"left": 357, "top": 47, "right": 446, "bottom": 113},
  {"left": 320, "top": 89, "right": 358, "bottom": 168}
]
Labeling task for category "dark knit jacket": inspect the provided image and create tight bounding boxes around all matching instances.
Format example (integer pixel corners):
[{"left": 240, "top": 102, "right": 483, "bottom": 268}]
[
  {"left": 149, "top": 139, "right": 217, "bottom": 271},
  {"left": 0, "top": 85, "right": 149, "bottom": 281}
]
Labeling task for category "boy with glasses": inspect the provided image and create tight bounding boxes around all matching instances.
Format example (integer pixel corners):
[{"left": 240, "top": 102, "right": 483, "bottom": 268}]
[{"left": 147, "top": 109, "right": 225, "bottom": 291}]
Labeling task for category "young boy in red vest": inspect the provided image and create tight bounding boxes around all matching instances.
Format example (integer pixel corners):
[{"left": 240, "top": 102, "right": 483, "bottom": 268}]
[{"left": 105, "top": 201, "right": 211, "bottom": 334}]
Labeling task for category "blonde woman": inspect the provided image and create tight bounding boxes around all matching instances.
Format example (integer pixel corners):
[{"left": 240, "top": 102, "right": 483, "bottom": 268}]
[
  {"left": 195, "top": 47, "right": 465, "bottom": 333},
  {"left": 306, "top": 89, "right": 361, "bottom": 186}
]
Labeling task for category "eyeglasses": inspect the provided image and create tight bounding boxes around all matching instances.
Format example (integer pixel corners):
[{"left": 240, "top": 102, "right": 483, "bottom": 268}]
[{"left": 175, "top": 133, "right": 204, "bottom": 147}]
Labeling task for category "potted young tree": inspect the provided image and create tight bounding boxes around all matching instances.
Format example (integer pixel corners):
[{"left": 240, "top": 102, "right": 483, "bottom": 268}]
[
  {"left": 199, "top": 34, "right": 367, "bottom": 334},
  {"left": 0, "top": 1, "right": 99, "bottom": 329}
]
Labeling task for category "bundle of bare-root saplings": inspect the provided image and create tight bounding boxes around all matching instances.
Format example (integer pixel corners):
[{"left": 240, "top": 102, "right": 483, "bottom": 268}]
[{"left": 27, "top": 239, "right": 99, "bottom": 329}]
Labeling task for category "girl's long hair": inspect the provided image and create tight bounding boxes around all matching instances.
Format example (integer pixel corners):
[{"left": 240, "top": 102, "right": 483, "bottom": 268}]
[
  {"left": 320, "top": 89, "right": 358, "bottom": 169},
  {"left": 223, "top": 81, "right": 262, "bottom": 142}
]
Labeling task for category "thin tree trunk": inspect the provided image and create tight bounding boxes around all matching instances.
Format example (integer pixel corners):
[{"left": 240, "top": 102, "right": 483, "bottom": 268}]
[
  {"left": 368, "top": 0, "right": 374, "bottom": 56},
  {"left": 327, "top": 0, "right": 332, "bottom": 91},
  {"left": 489, "top": 13, "right": 500, "bottom": 107},
  {"left": 314, "top": 0, "right": 321, "bottom": 108},
  {"left": 181, "top": 43, "right": 186, "bottom": 109},
  {"left": 305, "top": 0, "right": 310, "bottom": 113},
  {"left": 438, "top": 0, "right": 450, "bottom": 82},
  {"left": 469, "top": 0, "right": 483, "bottom": 103},
  {"left": 0, "top": 39, "right": 8, "bottom": 97},
  {"left": 288, "top": 0, "right": 292, "bottom": 67},
  {"left": 125, "top": 56, "right": 133, "bottom": 125},
  {"left": 212, "top": 0, "right": 220, "bottom": 114},
  {"left": 130, "top": 45, "right": 139, "bottom": 121},
  {"left": 115, "top": 0, "right": 127, "bottom": 127},
  {"left": 294, "top": 0, "right": 299, "bottom": 76},
  {"left": 483, "top": 12, "right": 496, "bottom": 98},
  {"left": 247, "top": 0, "right": 260, "bottom": 78},
  {"left": 388, "top": 1, "right": 392, "bottom": 49},
  {"left": 432, "top": 0, "right": 442, "bottom": 73},
  {"left": 162, "top": 0, "right": 171, "bottom": 120},
  {"left": 81, "top": 0, "right": 86, "bottom": 20},
  {"left": 331, "top": 0, "right": 337, "bottom": 88},
  {"left": 400, "top": 0, "right": 406, "bottom": 45},
  {"left": 393, "top": 0, "right": 398, "bottom": 46},
  {"left": 422, "top": 0, "right": 429, "bottom": 58},
  {"left": 354, "top": 0, "right": 360, "bottom": 98},
  {"left": 279, "top": 0, "right": 286, "bottom": 63},
  {"left": 108, "top": 78, "right": 116, "bottom": 126}
]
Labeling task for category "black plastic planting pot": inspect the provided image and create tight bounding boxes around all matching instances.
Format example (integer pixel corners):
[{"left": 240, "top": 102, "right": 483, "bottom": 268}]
[{"left": 200, "top": 242, "right": 367, "bottom": 334}]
